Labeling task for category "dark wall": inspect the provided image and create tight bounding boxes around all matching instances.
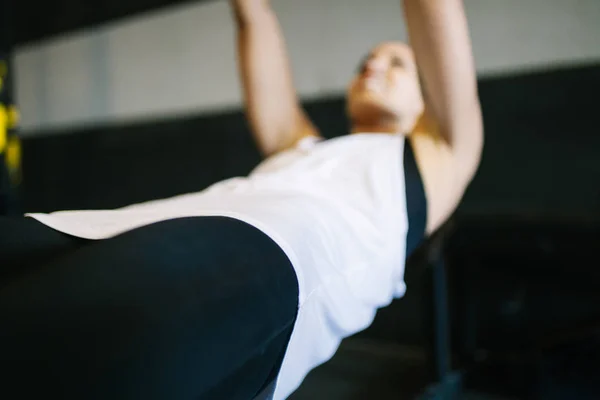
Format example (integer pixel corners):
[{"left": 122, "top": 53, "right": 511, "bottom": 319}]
[
  {"left": 466, "top": 63, "right": 600, "bottom": 220},
  {"left": 21, "top": 111, "right": 262, "bottom": 213}
]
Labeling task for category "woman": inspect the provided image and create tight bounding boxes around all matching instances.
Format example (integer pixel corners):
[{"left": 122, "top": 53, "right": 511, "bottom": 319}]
[{"left": 0, "top": 0, "right": 482, "bottom": 398}]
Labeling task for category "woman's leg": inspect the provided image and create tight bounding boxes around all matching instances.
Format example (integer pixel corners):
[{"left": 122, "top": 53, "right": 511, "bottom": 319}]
[
  {"left": 0, "top": 216, "right": 299, "bottom": 400},
  {"left": 0, "top": 216, "right": 87, "bottom": 283}
]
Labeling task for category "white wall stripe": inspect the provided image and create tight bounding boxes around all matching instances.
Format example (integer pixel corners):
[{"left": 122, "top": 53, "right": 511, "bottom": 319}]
[{"left": 13, "top": 0, "right": 600, "bottom": 134}]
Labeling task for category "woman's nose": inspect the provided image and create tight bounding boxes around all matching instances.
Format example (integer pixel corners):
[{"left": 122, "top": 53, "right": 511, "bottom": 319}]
[{"left": 364, "top": 57, "right": 387, "bottom": 76}]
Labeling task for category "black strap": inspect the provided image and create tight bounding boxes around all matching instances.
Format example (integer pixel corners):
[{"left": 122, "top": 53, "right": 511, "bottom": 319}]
[{"left": 404, "top": 138, "right": 428, "bottom": 258}]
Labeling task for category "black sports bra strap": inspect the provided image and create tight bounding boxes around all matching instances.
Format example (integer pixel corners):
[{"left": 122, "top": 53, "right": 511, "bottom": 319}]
[{"left": 403, "top": 138, "right": 428, "bottom": 257}]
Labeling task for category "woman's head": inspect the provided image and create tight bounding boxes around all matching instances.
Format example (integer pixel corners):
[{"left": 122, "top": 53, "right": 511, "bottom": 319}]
[{"left": 347, "top": 41, "right": 424, "bottom": 134}]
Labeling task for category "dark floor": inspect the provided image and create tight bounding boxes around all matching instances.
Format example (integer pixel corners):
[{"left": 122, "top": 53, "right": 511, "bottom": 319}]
[
  {"left": 288, "top": 338, "right": 515, "bottom": 400},
  {"left": 288, "top": 331, "right": 600, "bottom": 400}
]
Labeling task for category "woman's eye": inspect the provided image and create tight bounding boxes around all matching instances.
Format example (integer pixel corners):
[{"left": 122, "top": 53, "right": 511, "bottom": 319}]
[{"left": 391, "top": 57, "right": 404, "bottom": 68}]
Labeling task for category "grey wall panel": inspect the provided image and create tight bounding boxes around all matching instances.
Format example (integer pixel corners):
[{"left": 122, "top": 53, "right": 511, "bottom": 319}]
[{"left": 13, "top": 0, "right": 600, "bottom": 133}]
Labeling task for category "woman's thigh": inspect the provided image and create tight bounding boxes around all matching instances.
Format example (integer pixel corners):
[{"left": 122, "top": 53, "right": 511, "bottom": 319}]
[{"left": 0, "top": 216, "right": 299, "bottom": 400}]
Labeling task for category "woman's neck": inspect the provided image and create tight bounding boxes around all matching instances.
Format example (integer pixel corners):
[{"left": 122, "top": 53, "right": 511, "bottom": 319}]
[
  {"left": 350, "top": 124, "right": 401, "bottom": 135},
  {"left": 350, "top": 115, "right": 418, "bottom": 135}
]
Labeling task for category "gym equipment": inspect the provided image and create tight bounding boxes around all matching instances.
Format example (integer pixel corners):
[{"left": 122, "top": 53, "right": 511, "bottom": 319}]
[{"left": 0, "top": 0, "right": 21, "bottom": 216}]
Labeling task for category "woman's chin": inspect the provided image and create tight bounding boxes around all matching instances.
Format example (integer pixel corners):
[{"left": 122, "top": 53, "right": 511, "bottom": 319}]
[{"left": 350, "top": 100, "right": 399, "bottom": 123}]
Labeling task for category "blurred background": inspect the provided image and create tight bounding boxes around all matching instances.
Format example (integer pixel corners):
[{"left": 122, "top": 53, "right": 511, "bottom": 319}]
[{"left": 1, "top": 0, "right": 599, "bottom": 398}]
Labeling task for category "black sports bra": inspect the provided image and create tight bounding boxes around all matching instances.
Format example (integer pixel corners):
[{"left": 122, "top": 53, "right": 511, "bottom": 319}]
[{"left": 403, "top": 139, "right": 428, "bottom": 257}]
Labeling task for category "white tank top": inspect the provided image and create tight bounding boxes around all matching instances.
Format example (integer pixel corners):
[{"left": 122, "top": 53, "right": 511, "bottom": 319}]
[{"left": 27, "top": 133, "right": 411, "bottom": 399}]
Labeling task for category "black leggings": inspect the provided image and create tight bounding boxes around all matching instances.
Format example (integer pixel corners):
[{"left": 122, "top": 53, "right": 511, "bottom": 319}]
[{"left": 0, "top": 216, "right": 299, "bottom": 400}]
